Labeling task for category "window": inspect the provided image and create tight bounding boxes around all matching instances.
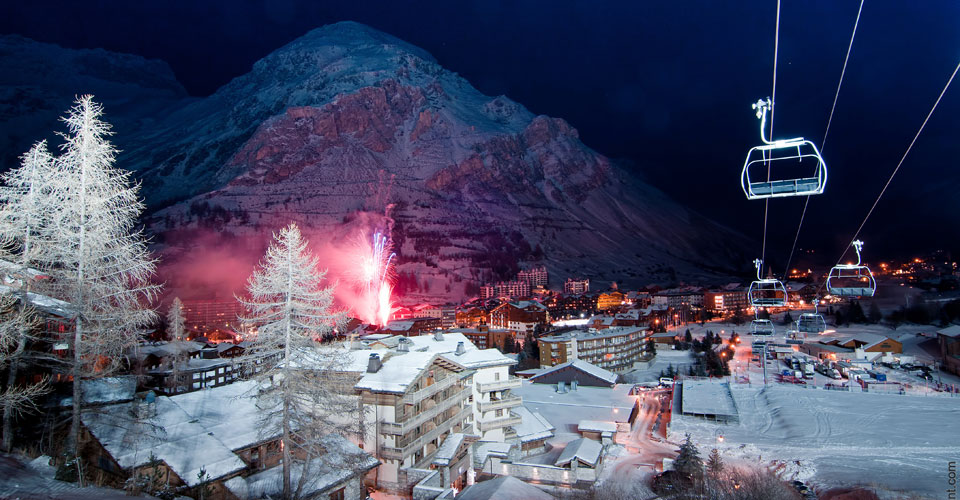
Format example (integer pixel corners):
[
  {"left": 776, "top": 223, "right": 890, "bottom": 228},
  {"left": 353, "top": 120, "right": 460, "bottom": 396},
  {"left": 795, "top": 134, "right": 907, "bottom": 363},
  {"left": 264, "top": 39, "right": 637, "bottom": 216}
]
[
  {"left": 496, "top": 409, "right": 503, "bottom": 417},
  {"left": 329, "top": 487, "right": 345, "bottom": 500},
  {"left": 494, "top": 372, "right": 500, "bottom": 381}
]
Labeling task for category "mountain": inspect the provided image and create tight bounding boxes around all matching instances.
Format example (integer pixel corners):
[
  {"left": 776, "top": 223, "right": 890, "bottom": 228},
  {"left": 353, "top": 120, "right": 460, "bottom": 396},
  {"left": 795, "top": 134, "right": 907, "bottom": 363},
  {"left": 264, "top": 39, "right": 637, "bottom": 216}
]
[
  {"left": 0, "top": 34, "right": 189, "bottom": 172},
  {"left": 0, "top": 23, "right": 749, "bottom": 303}
]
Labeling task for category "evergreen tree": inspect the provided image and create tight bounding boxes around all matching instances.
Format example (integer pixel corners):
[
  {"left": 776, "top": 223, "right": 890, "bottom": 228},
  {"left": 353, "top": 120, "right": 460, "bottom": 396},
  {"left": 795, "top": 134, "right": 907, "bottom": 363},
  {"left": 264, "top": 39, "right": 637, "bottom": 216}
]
[
  {"left": 646, "top": 337, "right": 656, "bottom": 355},
  {"left": 0, "top": 141, "right": 57, "bottom": 451},
  {"left": 684, "top": 329, "right": 693, "bottom": 343},
  {"left": 867, "top": 302, "right": 882, "bottom": 324},
  {"left": 238, "top": 223, "right": 360, "bottom": 499},
  {"left": 782, "top": 310, "right": 794, "bottom": 326},
  {"left": 706, "top": 448, "right": 724, "bottom": 476},
  {"left": 40, "top": 97, "right": 160, "bottom": 453},
  {"left": 674, "top": 433, "right": 703, "bottom": 477},
  {"left": 666, "top": 363, "right": 675, "bottom": 378}
]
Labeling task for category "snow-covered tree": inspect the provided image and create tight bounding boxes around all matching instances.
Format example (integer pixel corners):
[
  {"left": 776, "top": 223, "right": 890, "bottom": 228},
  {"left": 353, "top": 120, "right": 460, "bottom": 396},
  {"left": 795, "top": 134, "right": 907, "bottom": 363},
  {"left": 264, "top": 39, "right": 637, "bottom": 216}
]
[
  {"left": 39, "top": 96, "right": 159, "bottom": 453},
  {"left": 237, "top": 223, "right": 360, "bottom": 499},
  {"left": 706, "top": 448, "right": 724, "bottom": 476},
  {"left": 166, "top": 297, "right": 185, "bottom": 341},
  {"left": 674, "top": 433, "right": 703, "bottom": 478},
  {"left": 0, "top": 141, "right": 57, "bottom": 451}
]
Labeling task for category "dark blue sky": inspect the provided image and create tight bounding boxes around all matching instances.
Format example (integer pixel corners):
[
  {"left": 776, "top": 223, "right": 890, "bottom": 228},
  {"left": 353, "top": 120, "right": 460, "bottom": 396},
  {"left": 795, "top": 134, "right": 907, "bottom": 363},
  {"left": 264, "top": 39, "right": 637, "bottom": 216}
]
[{"left": 2, "top": 1, "right": 958, "bottom": 267}]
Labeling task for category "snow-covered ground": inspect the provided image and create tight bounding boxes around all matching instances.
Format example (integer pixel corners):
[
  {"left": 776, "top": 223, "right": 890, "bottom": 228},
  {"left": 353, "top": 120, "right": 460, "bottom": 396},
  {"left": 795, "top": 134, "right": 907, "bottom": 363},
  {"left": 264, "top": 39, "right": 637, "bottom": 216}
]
[{"left": 670, "top": 382, "right": 960, "bottom": 499}]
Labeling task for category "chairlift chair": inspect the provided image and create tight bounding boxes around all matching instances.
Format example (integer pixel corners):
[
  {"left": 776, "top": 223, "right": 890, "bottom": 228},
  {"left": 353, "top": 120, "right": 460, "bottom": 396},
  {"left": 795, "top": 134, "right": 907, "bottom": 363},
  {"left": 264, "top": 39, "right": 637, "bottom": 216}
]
[
  {"left": 787, "top": 327, "right": 806, "bottom": 342},
  {"left": 751, "top": 319, "right": 775, "bottom": 336},
  {"left": 826, "top": 241, "right": 877, "bottom": 297},
  {"left": 748, "top": 259, "right": 788, "bottom": 307},
  {"left": 741, "top": 98, "right": 828, "bottom": 200},
  {"left": 797, "top": 299, "right": 827, "bottom": 334}
]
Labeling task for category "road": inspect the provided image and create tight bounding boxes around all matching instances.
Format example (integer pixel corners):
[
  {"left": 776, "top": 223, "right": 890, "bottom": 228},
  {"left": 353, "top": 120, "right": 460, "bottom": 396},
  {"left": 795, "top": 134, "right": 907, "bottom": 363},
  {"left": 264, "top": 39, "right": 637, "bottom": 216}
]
[{"left": 608, "top": 387, "right": 678, "bottom": 479}]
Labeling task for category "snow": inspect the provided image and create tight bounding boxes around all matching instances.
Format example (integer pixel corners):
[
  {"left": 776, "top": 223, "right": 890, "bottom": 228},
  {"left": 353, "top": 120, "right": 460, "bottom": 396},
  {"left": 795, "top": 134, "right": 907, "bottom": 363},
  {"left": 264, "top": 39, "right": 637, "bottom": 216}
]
[
  {"left": 82, "top": 396, "right": 246, "bottom": 487},
  {"left": 225, "top": 434, "right": 378, "bottom": 500},
  {"left": 433, "top": 433, "right": 465, "bottom": 466},
  {"left": 446, "top": 348, "right": 514, "bottom": 369},
  {"left": 531, "top": 359, "right": 618, "bottom": 386},
  {"left": 679, "top": 379, "right": 738, "bottom": 418},
  {"left": 554, "top": 437, "right": 602, "bottom": 467},
  {"left": 512, "top": 406, "right": 555, "bottom": 443},
  {"left": 457, "top": 476, "right": 554, "bottom": 500},
  {"left": 517, "top": 380, "right": 634, "bottom": 449},
  {"left": 669, "top": 383, "right": 960, "bottom": 497},
  {"left": 354, "top": 351, "right": 437, "bottom": 393},
  {"left": 0, "top": 284, "right": 75, "bottom": 318},
  {"left": 937, "top": 324, "right": 960, "bottom": 337},
  {"left": 578, "top": 420, "right": 617, "bottom": 434},
  {"left": 405, "top": 332, "right": 478, "bottom": 354}
]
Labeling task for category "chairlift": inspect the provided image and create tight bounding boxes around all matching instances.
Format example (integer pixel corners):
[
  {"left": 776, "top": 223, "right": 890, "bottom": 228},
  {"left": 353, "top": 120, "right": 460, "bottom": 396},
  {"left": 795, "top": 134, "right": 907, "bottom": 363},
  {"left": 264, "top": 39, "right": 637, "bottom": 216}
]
[
  {"left": 797, "top": 299, "right": 827, "bottom": 334},
  {"left": 786, "top": 327, "right": 806, "bottom": 343},
  {"left": 826, "top": 241, "right": 877, "bottom": 297},
  {"left": 751, "top": 318, "right": 775, "bottom": 336},
  {"left": 741, "top": 98, "right": 828, "bottom": 200},
  {"left": 748, "top": 259, "right": 787, "bottom": 307}
]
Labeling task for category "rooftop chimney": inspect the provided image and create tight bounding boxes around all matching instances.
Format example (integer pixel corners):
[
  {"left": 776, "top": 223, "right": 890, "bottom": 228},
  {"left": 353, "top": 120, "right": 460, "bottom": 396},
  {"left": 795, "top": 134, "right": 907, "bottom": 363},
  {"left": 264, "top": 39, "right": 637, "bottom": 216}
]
[
  {"left": 367, "top": 353, "right": 382, "bottom": 373},
  {"left": 434, "top": 331, "right": 444, "bottom": 341},
  {"left": 397, "top": 337, "right": 409, "bottom": 352},
  {"left": 455, "top": 341, "right": 466, "bottom": 356},
  {"left": 570, "top": 332, "right": 579, "bottom": 360}
]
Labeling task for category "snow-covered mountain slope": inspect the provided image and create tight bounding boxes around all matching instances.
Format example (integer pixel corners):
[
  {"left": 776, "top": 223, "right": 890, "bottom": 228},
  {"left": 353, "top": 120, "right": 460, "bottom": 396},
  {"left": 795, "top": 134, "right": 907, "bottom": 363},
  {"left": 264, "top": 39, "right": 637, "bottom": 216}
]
[
  {"left": 0, "top": 23, "right": 749, "bottom": 301},
  {"left": 0, "top": 35, "right": 189, "bottom": 172}
]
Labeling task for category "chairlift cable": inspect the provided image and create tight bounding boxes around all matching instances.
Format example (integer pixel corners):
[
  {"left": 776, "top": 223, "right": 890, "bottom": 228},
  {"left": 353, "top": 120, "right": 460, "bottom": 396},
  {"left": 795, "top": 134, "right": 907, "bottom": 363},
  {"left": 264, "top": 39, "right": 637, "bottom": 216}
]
[
  {"left": 761, "top": 0, "right": 782, "bottom": 268},
  {"left": 782, "top": 0, "right": 865, "bottom": 279},
  {"left": 818, "top": 57, "right": 960, "bottom": 295}
]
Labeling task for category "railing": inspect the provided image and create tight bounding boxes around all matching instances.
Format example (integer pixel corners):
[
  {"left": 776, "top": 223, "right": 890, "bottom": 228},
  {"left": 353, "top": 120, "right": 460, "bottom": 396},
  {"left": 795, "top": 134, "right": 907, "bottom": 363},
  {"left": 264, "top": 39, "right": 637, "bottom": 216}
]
[
  {"left": 401, "top": 375, "right": 460, "bottom": 405},
  {"left": 477, "top": 395, "right": 522, "bottom": 413},
  {"left": 381, "top": 388, "right": 470, "bottom": 435},
  {"left": 380, "top": 405, "right": 473, "bottom": 460},
  {"left": 476, "top": 378, "right": 521, "bottom": 393},
  {"left": 478, "top": 413, "right": 523, "bottom": 432}
]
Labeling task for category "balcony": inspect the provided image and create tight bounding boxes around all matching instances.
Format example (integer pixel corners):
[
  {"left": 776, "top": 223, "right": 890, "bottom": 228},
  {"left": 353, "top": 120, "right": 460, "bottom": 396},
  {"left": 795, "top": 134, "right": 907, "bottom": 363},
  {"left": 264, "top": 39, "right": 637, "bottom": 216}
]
[
  {"left": 477, "top": 395, "right": 522, "bottom": 413},
  {"left": 380, "top": 388, "right": 470, "bottom": 436},
  {"left": 476, "top": 377, "right": 521, "bottom": 393},
  {"left": 477, "top": 413, "right": 523, "bottom": 432},
  {"left": 379, "top": 405, "right": 473, "bottom": 460},
  {"left": 401, "top": 374, "right": 460, "bottom": 405}
]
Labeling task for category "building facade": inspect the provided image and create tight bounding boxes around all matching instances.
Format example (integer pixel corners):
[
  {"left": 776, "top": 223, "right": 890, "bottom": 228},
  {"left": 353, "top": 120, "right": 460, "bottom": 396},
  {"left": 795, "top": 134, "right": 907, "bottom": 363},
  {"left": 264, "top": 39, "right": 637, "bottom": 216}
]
[
  {"left": 517, "top": 266, "right": 549, "bottom": 288},
  {"left": 564, "top": 278, "right": 590, "bottom": 294},
  {"left": 538, "top": 327, "right": 650, "bottom": 373}
]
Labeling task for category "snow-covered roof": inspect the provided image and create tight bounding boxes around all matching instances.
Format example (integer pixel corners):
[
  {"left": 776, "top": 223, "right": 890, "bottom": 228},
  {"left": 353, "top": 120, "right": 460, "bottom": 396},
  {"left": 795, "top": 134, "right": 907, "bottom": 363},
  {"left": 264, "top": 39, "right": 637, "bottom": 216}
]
[
  {"left": 287, "top": 347, "right": 372, "bottom": 373},
  {"left": 147, "top": 357, "right": 231, "bottom": 375},
  {"left": 530, "top": 359, "right": 618, "bottom": 386},
  {"left": 578, "top": 420, "right": 617, "bottom": 434},
  {"left": 383, "top": 320, "right": 415, "bottom": 331},
  {"left": 680, "top": 379, "right": 738, "bottom": 417},
  {"left": 433, "top": 433, "right": 466, "bottom": 466},
  {"left": 137, "top": 341, "right": 204, "bottom": 359},
  {"left": 0, "top": 284, "right": 75, "bottom": 318},
  {"left": 473, "top": 441, "right": 514, "bottom": 468},
  {"left": 554, "top": 437, "right": 603, "bottom": 467},
  {"left": 60, "top": 377, "right": 137, "bottom": 407},
  {"left": 512, "top": 406, "right": 554, "bottom": 443},
  {"left": 539, "top": 326, "right": 645, "bottom": 343},
  {"left": 406, "top": 332, "right": 478, "bottom": 354},
  {"left": 354, "top": 351, "right": 438, "bottom": 394},
  {"left": 937, "top": 325, "right": 960, "bottom": 338},
  {"left": 457, "top": 476, "right": 554, "bottom": 500},
  {"left": 224, "top": 434, "right": 378, "bottom": 500},
  {"left": 82, "top": 396, "right": 246, "bottom": 487},
  {"left": 445, "top": 348, "right": 515, "bottom": 369},
  {"left": 615, "top": 310, "right": 639, "bottom": 320},
  {"left": 511, "top": 300, "right": 547, "bottom": 310}
]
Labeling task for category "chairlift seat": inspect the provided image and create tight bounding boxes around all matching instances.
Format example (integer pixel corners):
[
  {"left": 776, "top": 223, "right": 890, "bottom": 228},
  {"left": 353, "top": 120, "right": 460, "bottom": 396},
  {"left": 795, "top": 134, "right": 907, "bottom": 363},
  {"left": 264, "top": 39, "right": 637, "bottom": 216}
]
[
  {"left": 749, "top": 177, "right": 822, "bottom": 197},
  {"left": 751, "top": 319, "right": 775, "bottom": 335},
  {"left": 749, "top": 279, "right": 788, "bottom": 308},
  {"left": 797, "top": 313, "right": 826, "bottom": 334},
  {"left": 826, "top": 264, "right": 877, "bottom": 298}
]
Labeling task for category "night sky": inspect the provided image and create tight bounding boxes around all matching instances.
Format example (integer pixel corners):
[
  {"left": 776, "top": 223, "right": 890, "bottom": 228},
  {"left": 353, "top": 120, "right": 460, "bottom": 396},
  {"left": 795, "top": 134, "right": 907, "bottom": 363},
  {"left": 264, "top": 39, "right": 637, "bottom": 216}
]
[{"left": 2, "top": 0, "right": 958, "bottom": 268}]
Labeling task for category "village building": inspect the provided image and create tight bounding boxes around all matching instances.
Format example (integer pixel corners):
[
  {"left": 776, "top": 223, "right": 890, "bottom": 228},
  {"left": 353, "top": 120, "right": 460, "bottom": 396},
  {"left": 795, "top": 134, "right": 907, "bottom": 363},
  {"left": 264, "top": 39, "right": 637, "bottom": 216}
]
[
  {"left": 528, "top": 359, "right": 619, "bottom": 388},
  {"left": 537, "top": 327, "right": 649, "bottom": 373},
  {"left": 938, "top": 325, "right": 960, "bottom": 375},
  {"left": 489, "top": 301, "right": 549, "bottom": 334}
]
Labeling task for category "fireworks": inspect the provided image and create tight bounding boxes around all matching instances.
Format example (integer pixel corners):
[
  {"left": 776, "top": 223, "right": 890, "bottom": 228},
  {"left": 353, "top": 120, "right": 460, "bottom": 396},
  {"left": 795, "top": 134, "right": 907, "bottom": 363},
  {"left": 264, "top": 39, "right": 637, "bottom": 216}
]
[{"left": 356, "top": 230, "right": 396, "bottom": 326}]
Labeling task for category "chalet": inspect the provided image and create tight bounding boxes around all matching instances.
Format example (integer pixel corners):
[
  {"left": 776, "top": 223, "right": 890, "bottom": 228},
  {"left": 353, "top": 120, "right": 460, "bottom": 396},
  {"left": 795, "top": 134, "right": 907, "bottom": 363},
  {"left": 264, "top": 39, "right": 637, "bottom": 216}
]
[
  {"left": 529, "top": 359, "right": 618, "bottom": 388},
  {"left": 650, "top": 331, "right": 678, "bottom": 345},
  {"left": 553, "top": 437, "right": 603, "bottom": 470},
  {"left": 380, "top": 318, "right": 441, "bottom": 336},
  {"left": 836, "top": 334, "right": 902, "bottom": 354},
  {"left": 489, "top": 301, "right": 549, "bottom": 333},
  {"left": 578, "top": 420, "right": 617, "bottom": 444},
  {"left": 81, "top": 380, "right": 378, "bottom": 499},
  {"left": 937, "top": 325, "right": 960, "bottom": 375}
]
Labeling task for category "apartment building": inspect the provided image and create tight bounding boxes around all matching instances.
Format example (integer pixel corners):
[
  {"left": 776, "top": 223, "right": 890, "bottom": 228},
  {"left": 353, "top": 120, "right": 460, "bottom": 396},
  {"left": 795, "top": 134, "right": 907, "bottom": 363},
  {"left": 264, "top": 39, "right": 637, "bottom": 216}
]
[
  {"left": 564, "top": 278, "right": 590, "bottom": 294},
  {"left": 538, "top": 327, "right": 650, "bottom": 373},
  {"left": 489, "top": 301, "right": 549, "bottom": 333},
  {"left": 703, "top": 287, "right": 748, "bottom": 312},
  {"left": 517, "top": 266, "right": 549, "bottom": 288}
]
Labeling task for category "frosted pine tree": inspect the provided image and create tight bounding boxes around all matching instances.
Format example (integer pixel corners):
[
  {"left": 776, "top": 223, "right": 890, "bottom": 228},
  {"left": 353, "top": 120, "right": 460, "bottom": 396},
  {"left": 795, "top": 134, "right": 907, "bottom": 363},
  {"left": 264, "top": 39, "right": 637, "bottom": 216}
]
[
  {"left": 237, "top": 223, "right": 362, "bottom": 500},
  {"left": 40, "top": 96, "right": 159, "bottom": 453},
  {"left": 0, "top": 141, "right": 57, "bottom": 451},
  {"left": 166, "top": 297, "right": 185, "bottom": 341},
  {"left": 165, "top": 297, "right": 186, "bottom": 393}
]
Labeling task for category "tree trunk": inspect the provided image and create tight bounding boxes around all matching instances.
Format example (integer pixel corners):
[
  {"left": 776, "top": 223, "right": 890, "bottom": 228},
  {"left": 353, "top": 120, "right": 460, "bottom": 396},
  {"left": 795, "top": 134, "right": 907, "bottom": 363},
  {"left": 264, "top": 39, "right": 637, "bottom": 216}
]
[
  {"left": 69, "top": 317, "right": 82, "bottom": 455},
  {"left": 1, "top": 333, "right": 25, "bottom": 451},
  {"left": 282, "top": 395, "right": 291, "bottom": 499}
]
